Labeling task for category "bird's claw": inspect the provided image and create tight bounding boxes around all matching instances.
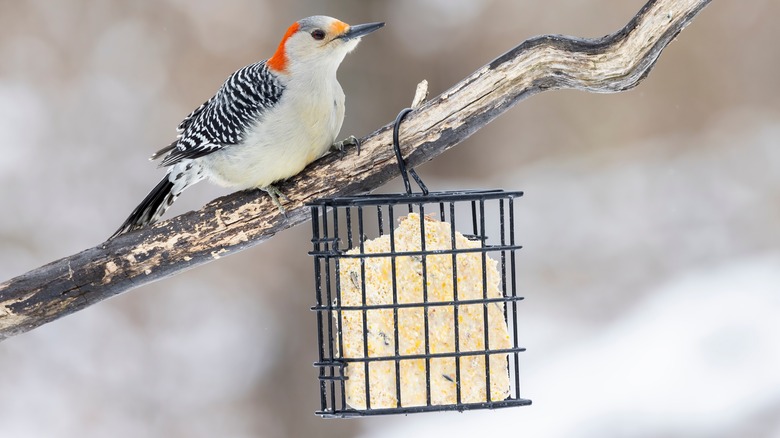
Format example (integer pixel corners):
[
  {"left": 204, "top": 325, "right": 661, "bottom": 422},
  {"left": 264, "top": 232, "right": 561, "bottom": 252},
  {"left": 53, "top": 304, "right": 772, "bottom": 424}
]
[
  {"left": 331, "top": 135, "right": 361, "bottom": 156},
  {"left": 262, "top": 184, "right": 289, "bottom": 217}
]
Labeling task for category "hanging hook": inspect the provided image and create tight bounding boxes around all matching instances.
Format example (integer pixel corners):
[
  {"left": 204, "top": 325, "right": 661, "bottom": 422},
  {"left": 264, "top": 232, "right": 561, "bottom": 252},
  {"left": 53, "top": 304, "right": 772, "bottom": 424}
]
[{"left": 392, "top": 108, "right": 429, "bottom": 195}]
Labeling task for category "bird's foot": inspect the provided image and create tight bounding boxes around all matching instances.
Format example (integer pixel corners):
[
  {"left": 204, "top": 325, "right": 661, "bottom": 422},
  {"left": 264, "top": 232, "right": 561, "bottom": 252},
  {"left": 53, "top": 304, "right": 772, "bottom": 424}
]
[
  {"left": 330, "top": 135, "right": 361, "bottom": 155},
  {"left": 261, "top": 184, "right": 290, "bottom": 216}
]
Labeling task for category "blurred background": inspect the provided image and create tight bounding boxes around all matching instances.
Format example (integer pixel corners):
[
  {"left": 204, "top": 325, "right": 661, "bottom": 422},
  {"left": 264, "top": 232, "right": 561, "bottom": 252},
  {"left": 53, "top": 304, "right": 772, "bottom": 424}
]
[{"left": 1, "top": 0, "right": 778, "bottom": 437}]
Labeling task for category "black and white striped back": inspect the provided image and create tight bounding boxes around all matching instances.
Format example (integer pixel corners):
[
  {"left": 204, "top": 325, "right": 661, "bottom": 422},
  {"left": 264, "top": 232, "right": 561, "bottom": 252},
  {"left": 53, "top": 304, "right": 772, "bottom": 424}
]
[{"left": 160, "top": 61, "right": 285, "bottom": 167}]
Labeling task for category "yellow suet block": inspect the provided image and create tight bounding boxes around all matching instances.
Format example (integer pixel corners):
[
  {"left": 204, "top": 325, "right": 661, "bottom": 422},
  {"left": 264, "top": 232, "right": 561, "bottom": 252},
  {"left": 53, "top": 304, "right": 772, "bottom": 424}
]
[{"left": 337, "top": 213, "right": 511, "bottom": 409}]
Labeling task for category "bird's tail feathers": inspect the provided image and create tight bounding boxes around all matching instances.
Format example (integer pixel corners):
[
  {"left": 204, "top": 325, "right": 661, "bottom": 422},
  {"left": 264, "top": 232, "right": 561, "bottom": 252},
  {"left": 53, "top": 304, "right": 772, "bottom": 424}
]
[{"left": 110, "top": 177, "right": 177, "bottom": 239}]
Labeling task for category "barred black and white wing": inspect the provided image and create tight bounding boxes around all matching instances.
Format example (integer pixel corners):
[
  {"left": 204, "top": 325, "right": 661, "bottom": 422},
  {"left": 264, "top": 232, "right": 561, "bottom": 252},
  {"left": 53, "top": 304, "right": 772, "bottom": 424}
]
[{"left": 156, "top": 61, "right": 285, "bottom": 167}]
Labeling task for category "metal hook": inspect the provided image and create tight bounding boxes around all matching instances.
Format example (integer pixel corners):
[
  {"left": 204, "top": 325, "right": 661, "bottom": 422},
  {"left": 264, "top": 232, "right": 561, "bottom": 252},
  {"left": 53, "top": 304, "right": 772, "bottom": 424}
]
[{"left": 393, "top": 108, "right": 429, "bottom": 195}]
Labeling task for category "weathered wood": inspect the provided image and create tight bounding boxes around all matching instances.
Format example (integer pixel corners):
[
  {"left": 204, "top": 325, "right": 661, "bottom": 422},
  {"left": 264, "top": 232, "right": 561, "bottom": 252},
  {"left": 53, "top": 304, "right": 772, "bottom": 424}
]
[{"left": 0, "top": 0, "right": 712, "bottom": 341}]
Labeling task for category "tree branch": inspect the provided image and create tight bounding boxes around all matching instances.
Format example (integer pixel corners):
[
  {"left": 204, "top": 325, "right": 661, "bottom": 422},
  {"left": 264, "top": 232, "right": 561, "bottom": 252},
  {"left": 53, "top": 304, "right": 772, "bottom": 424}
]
[{"left": 0, "top": 0, "right": 712, "bottom": 341}]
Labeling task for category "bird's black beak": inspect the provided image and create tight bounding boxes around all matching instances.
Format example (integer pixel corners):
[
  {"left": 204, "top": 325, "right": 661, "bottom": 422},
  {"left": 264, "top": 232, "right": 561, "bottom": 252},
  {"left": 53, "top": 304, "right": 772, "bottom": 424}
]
[{"left": 339, "top": 22, "right": 385, "bottom": 40}]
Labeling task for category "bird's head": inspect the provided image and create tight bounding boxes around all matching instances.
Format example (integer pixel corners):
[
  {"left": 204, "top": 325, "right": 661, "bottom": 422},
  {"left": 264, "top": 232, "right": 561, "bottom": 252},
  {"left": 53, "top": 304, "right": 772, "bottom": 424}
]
[{"left": 267, "top": 16, "right": 384, "bottom": 74}]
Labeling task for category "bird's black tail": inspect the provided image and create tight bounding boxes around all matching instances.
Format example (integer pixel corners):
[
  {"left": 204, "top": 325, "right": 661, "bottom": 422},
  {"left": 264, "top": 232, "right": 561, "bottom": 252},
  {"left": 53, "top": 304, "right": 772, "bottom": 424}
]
[{"left": 110, "top": 177, "right": 176, "bottom": 239}]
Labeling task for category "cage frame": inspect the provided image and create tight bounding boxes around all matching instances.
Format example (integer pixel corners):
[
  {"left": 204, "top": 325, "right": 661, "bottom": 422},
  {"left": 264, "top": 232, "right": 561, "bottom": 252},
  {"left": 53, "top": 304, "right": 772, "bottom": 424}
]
[
  {"left": 307, "top": 109, "right": 531, "bottom": 418},
  {"left": 309, "top": 190, "right": 530, "bottom": 417}
]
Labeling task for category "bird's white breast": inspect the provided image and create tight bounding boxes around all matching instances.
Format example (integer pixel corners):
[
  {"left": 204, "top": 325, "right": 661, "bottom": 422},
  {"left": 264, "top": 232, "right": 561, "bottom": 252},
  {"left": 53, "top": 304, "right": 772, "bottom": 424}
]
[{"left": 202, "top": 75, "right": 346, "bottom": 190}]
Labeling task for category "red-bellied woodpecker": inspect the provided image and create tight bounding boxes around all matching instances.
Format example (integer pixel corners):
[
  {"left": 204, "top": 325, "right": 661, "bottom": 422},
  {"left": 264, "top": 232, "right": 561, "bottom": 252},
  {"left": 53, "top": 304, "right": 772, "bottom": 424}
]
[{"left": 111, "top": 16, "right": 384, "bottom": 238}]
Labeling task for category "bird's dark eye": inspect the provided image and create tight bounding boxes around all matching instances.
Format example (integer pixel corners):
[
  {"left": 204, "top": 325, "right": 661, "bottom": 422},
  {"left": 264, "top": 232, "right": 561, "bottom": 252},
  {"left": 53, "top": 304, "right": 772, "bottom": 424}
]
[{"left": 311, "top": 29, "right": 326, "bottom": 40}]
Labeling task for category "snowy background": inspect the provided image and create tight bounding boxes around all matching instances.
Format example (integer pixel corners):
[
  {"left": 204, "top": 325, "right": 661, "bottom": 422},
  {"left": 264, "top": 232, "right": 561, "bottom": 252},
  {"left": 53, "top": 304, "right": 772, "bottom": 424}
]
[{"left": 1, "top": 1, "right": 778, "bottom": 437}]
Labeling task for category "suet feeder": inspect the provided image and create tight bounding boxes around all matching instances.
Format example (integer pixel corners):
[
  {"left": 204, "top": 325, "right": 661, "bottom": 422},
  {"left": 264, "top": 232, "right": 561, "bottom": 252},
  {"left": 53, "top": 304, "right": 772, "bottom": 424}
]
[{"left": 308, "top": 109, "right": 531, "bottom": 417}]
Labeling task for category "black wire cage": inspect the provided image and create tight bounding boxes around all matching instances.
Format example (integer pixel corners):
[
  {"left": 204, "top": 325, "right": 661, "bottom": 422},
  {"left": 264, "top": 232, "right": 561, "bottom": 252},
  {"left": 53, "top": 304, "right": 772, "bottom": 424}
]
[{"left": 307, "top": 110, "right": 531, "bottom": 418}]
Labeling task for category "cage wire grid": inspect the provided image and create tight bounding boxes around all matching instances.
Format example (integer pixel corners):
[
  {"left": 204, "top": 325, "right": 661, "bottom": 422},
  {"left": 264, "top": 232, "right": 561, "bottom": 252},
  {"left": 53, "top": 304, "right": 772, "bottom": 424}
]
[
  {"left": 307, "top": 108, "right": 530, "bottom": 417},
  {"left": 308, "top": 190, "right": 530, "bottom": 417}
]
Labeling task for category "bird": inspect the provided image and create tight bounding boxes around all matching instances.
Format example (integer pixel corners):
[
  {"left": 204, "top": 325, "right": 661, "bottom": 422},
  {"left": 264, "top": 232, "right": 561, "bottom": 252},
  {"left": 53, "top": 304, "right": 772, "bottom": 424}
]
[{"left": 110, "top": 16, "right": 384, "bottom": 238}]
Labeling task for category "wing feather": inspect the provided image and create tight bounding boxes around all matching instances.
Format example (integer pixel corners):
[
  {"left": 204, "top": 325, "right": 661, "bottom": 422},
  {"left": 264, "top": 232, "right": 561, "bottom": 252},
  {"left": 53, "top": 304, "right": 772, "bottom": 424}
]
[{"left": 158, "top": 61, "right": 285, "bottom": 167}]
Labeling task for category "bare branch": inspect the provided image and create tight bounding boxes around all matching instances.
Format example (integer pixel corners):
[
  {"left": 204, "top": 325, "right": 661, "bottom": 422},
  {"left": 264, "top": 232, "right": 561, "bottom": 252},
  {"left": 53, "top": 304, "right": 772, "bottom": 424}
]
[{"left": 0, "top": 0, "right": 712, "bottom": 340}]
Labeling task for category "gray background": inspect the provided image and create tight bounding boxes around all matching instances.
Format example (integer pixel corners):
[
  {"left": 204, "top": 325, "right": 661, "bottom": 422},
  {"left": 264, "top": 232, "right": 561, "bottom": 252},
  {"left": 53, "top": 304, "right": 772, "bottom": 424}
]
[{"left": 1, "top": 1, "right": 778, "bottom": 437}]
